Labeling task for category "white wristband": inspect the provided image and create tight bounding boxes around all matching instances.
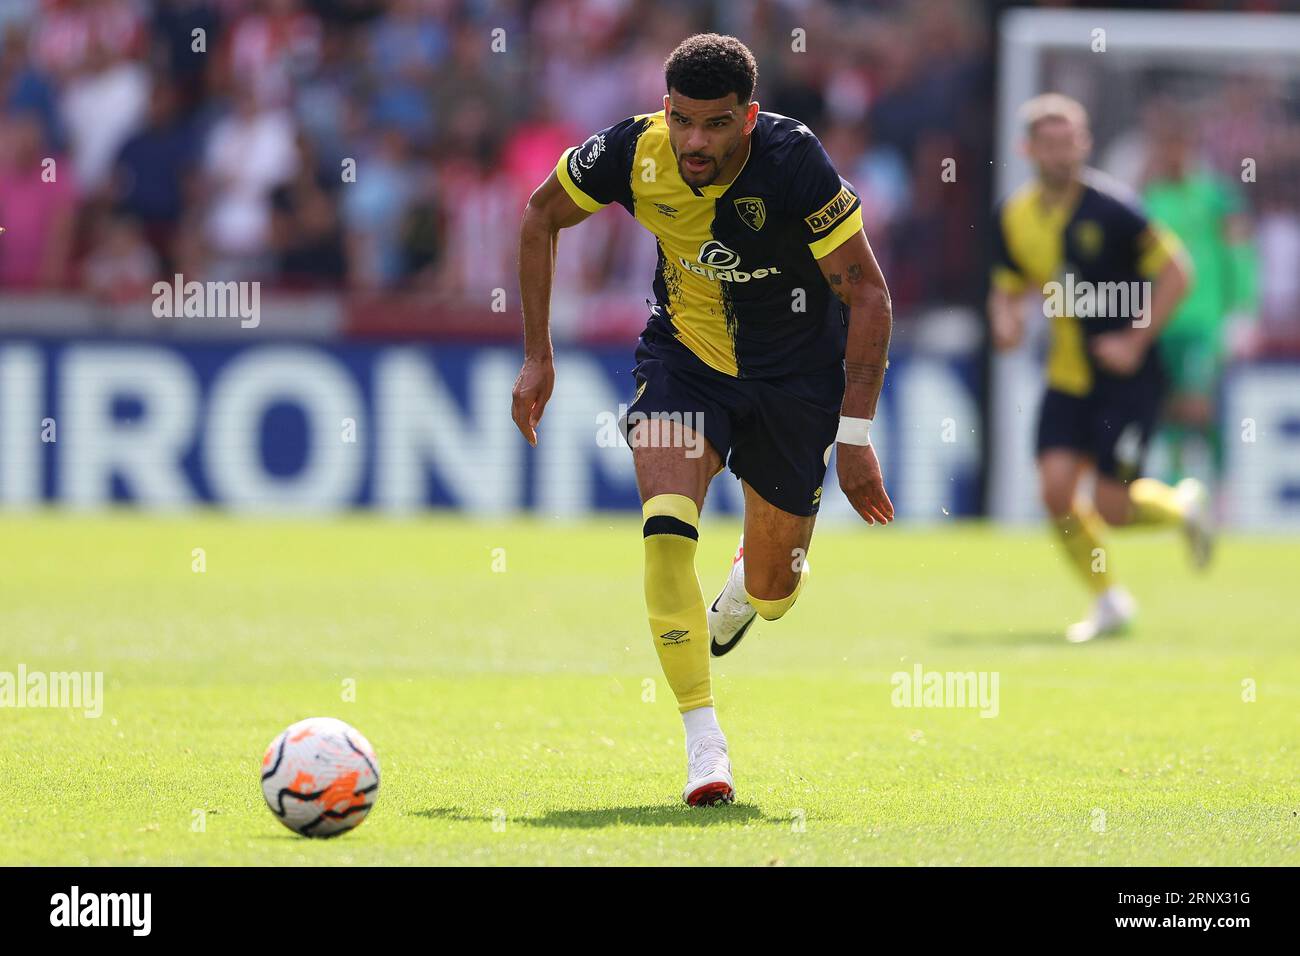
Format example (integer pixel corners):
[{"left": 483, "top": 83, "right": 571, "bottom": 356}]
[{"left": 836, "top": 416, "right": 872, "bottom": 446}]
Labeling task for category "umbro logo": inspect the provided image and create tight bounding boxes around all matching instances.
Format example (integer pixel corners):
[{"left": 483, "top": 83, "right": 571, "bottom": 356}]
[
  {"left": 653, "top": 203, "right": 679, "bottom": 218},
  {"left": 659, "top": 629, "right": 689, "bottom": 645}
]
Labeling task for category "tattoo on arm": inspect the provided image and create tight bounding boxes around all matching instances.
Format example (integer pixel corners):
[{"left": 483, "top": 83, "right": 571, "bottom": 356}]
[
  {"left": 845, "top": 360, "right": 886, "bottom": 388},
  {"left": 826, "top": 272, "right": 849, "bottom": 305},
  {"left": 826, "top": 264, "right": 869, "bottom": 305}
]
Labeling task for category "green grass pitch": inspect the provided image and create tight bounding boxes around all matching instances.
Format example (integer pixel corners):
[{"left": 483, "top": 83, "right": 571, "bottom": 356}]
[{"left": 0, "top": 512, "right": 1295, "bottom": 866}]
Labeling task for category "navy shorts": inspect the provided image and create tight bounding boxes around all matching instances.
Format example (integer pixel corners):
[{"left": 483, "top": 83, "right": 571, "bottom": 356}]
[
  {"left": 1035, "top": 371, "right": 1165, "bottom": 482},
  {"left": 621, "top": 327, "right": 844, "bottom": 516}
]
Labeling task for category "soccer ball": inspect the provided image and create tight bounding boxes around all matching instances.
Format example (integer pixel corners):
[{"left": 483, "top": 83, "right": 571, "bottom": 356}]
[{"left": 260, "top": 717, "right": 380, "bottom": 837}]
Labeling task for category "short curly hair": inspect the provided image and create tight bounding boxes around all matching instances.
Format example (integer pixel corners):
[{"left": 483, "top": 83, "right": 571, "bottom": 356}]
[{"left": 664, "top": 34, "right": 757, "bottom": 104}]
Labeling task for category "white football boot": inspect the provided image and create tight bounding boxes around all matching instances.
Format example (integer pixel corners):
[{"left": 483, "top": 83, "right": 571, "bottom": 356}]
[
  {"left": 708, "top": 537, "right": 757, "bottom": 657},
  {"left": 683, "top": 733, "right": 735, "bottom": 806},
  {"left": 1176, "top": 478, "right": 1215, "bottom": 570},
  {"left": 1066, "top": 586, "right": 1137, "bottom": 643}
]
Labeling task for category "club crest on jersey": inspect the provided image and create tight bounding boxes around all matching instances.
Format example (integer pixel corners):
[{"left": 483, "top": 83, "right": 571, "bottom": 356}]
[
  {"left": 1073, "top": 220, "right": 1103, "bottom": 259},
  {"left": 678, "top": 240, "right": 781, "bottom": 283},
  {"left": 734, "top": 197, "right": 766, "bottom": 231}
]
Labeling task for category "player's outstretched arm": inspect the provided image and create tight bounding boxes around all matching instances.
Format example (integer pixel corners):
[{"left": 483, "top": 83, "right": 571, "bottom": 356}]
[
  {"left": 818, "top": 229, "right": 895, "bottom": 526},
  {"left": 512, "top": 171, "right": 593, "bottom": 446}
]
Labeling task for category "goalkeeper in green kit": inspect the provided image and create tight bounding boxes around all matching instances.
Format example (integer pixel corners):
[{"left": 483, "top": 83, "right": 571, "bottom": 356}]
[{"left": 1141, "top": 107, "right": 1257, "bottom": 487}]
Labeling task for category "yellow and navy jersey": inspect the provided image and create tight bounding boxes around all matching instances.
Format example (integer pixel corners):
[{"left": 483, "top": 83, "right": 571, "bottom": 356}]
[
  {"left": 991, "top": 169, "right": 1185, "bottom": 396},
  {"left": 556, "top": 110, "right": 863, "bottom": 379}
]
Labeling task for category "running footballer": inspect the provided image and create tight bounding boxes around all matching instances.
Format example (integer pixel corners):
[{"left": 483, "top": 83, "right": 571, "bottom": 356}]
[
  {"left": 511, "top": 34, "right": 894, "bottom": 806},
  {"left": 989, "top": 94, "right": 1213, "bottom": 644}
]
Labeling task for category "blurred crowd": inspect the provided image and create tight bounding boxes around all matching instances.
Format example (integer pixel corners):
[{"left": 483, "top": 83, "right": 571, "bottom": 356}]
[
  {"left": 0, "top": 0, "right": 990, "bottom": 317},
  {"left": 0, "top": 0, "right": 1295, "bottom": 343},
  {"left": 1096, "top": 81, "right": 1300, "bottom": 343}
]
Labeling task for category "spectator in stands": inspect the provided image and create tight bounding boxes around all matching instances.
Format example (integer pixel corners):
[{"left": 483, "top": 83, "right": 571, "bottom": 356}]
[
  {"left": 397, "top": 164, "right": 442, "bottom": 288},
  {"left": 150, "top": 0, "right": 221, "bottom": 115},
  {"left": 2, "top": 22, "right": 64, "bottom": 152},
  {"left": 198, "top": 80, "right": 298, "bottom": 278},
  {"left": 294, "top": 22, "right": 362, "bottom": 168},
  {"left": 271, "top": 131, "right": 347, "bottom": 287},
  {"left": 82, "top": 209, "right": 160, "bottom": 303},
  {"left": 341, "top": 124, "right": 417, "bottom": 289},
  {"left": 431, "top": 109, "right": 516, "bottom": 302},
  {"left": 219, "top": 0, "right": 321, "bottom": 108},
  {"left": 110, "top": 80, "right": 200, "bottom": 274},
  {"left": 0, "top": 111, "right": 78, "bottom": 288},
  {"left": 31, "top": 0, "right": 145, "bottom": 80},
  {"left": 365, "top": 0, "right": 449, "bottom": 146},
  {"left": 56, "top": 18, "right": 150, "bottom": 194}
]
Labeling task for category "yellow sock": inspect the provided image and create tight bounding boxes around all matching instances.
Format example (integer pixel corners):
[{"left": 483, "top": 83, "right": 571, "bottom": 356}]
[
  {"left": 1129, "top": 477, "right": 1186, "bottom": 527},
  {"left": 746, "top": 561, "right": 810, "bottom": 621},
  {"left": 642, "top": 494, "right": 711, "bottom": 713},
  {"left": 1052, "top": 504, "right": 1111, "bottom": 595}
]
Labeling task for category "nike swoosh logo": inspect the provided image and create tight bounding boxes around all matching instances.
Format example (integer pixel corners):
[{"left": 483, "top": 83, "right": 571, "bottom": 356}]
[{"left": 712, "top": 613, "right": 754, "bottom": 652}]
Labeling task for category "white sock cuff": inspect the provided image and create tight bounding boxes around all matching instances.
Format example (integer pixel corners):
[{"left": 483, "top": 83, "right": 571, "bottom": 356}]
[{"left": 682, "top": 705, "right": 721, "bottom": 744}]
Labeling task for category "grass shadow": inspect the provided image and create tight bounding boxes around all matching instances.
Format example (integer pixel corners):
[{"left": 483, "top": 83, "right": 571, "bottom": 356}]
[{"left": 413, "top": 803, "right": 768, "bottom": 829}]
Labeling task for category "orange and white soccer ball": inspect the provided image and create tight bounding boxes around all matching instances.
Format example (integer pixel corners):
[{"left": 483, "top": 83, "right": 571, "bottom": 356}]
[{"left": 260, "top": 717, "right": 380, "bottom": 837}]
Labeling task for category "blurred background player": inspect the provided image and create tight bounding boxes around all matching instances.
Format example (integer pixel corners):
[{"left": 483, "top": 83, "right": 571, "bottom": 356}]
[
  {"left": 512, "top": 34, "right": 894, "bottom": 806},
  {"left": 1140, "top": 101, "right": 1258, "bottom": 491},
  {"left": 988, "top": 93, "right": 1212, "bottom": 643}
]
